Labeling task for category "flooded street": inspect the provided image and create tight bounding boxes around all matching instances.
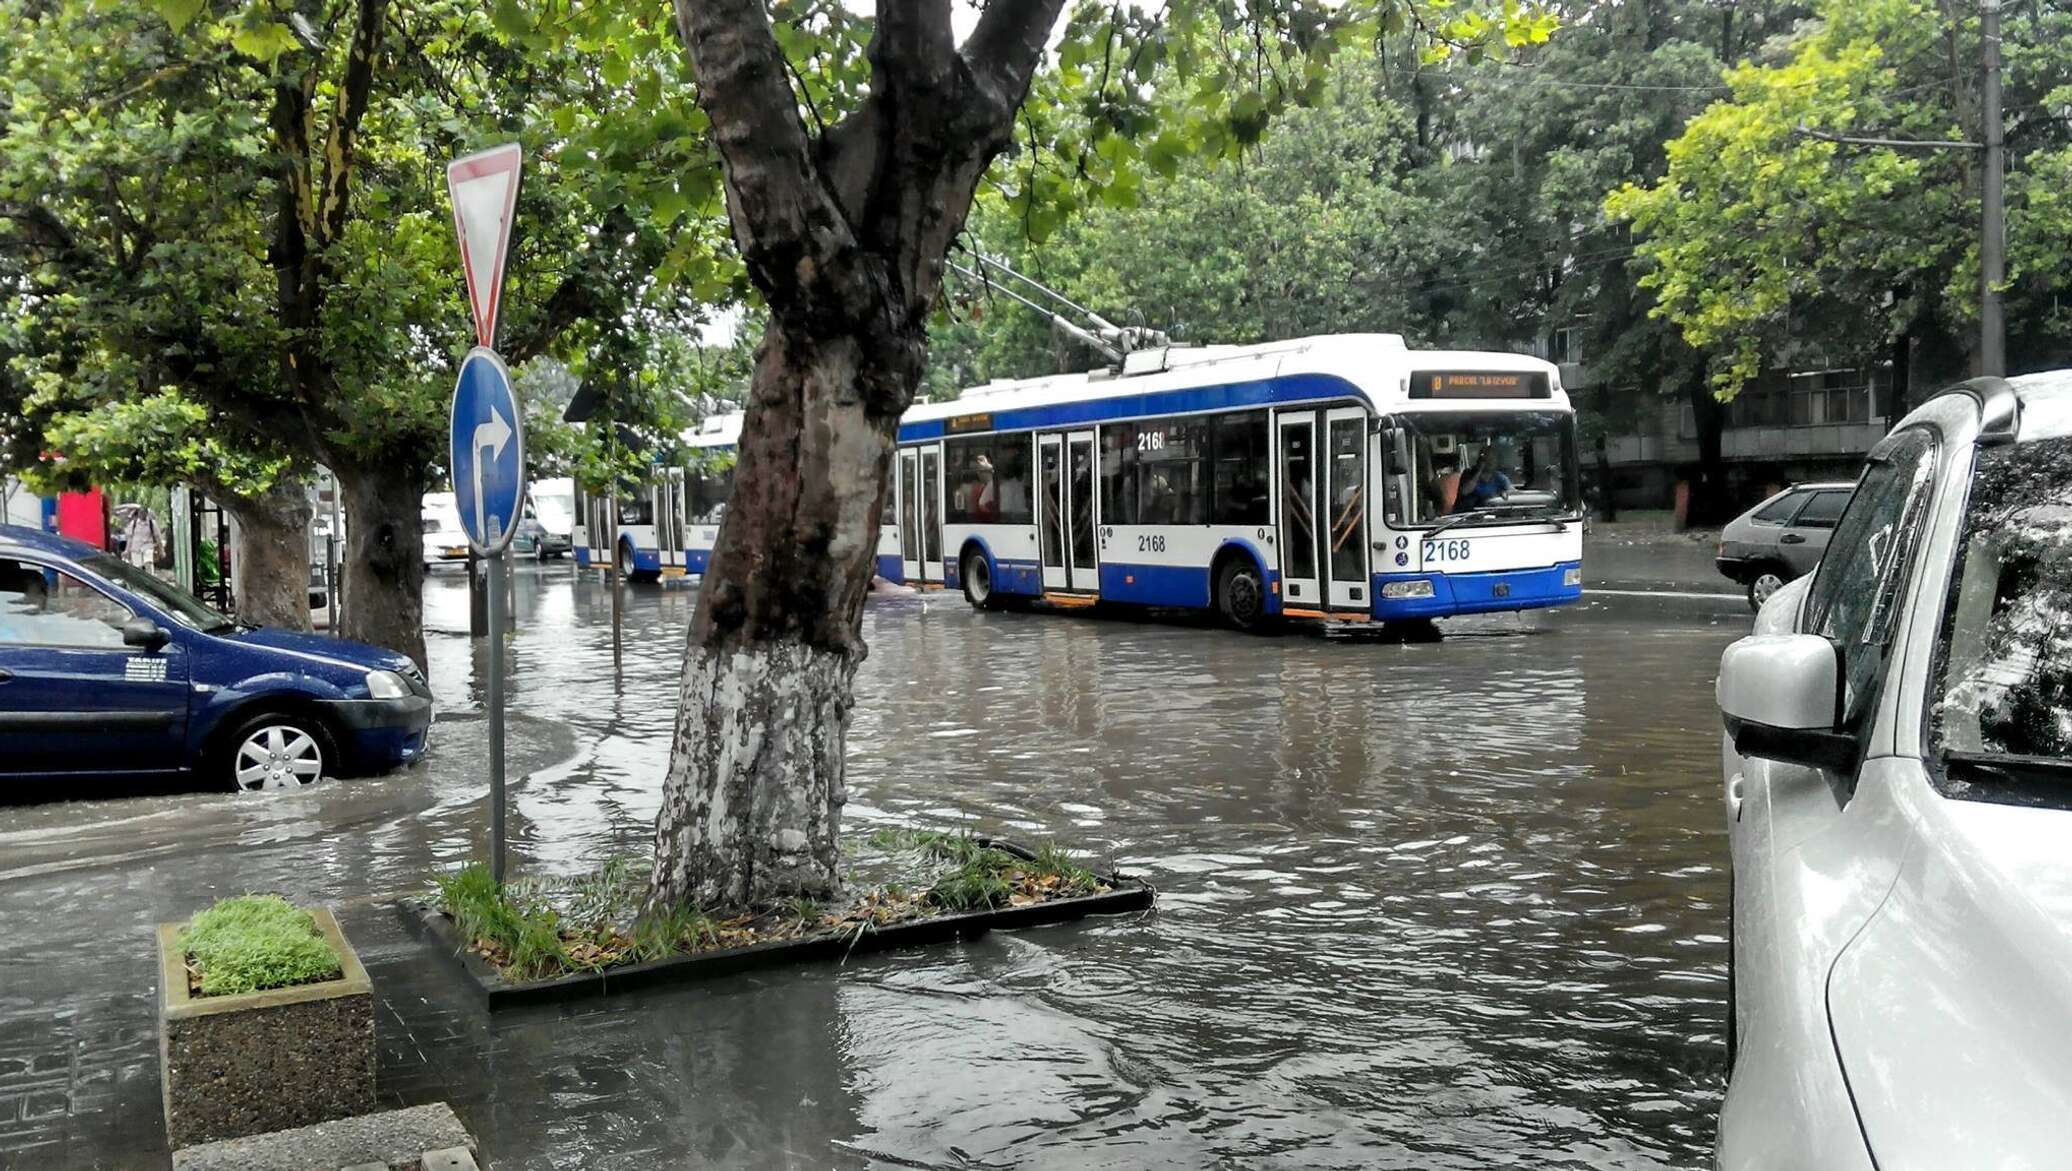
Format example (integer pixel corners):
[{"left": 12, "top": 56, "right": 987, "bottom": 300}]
[{"left": 0, "top": 564, "right": 1750, "bottom": 1170}]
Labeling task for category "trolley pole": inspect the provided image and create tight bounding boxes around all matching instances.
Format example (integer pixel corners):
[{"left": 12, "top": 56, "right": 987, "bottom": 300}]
[{"left": 1980, "top": 0, "right": 2006, "bottom": 378}]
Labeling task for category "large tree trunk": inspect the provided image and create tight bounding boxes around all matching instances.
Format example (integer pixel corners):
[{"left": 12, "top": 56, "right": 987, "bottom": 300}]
[
  {"left": 651, "top": 327, "right": 903, "bottom": 907},
  {"left": 1683, "top": 379, "right": 1731, "bottom": 528},
  {"left": 221, "top": 479, "right": 313, "bottom": 631},
  {"left": 336, "top": 461, "right": 427, "bottom": 667},
  {"left": 650, "top": 0, "right": 1064, "bottom": 910}
]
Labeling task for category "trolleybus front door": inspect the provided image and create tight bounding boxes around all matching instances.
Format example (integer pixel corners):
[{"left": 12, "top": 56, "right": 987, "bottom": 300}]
[
  {"left": 1276, "top": 411, "right": 1322, "bottom": 607},
  {"left": 1322, "top": 407, "right": 1370, "bottom": 609},
  {"left": 898, "top": 448, "right": 922, "bottom": 584}
]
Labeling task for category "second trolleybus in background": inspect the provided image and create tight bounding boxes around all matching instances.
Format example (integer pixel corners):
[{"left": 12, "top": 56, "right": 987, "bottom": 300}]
[{"left": 574, "top": 332, "right": 1583, "bottom": 629}]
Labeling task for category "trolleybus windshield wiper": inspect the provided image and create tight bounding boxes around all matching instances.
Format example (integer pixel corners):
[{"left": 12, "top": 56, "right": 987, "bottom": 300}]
[{"left": 1423, "top": 504, "right": 1554, "bottom": 538}]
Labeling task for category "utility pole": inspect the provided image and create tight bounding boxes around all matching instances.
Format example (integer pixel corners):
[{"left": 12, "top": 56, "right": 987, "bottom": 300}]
[{"left": 1980, "top": 0, "right": 2006, "bottom": 377}]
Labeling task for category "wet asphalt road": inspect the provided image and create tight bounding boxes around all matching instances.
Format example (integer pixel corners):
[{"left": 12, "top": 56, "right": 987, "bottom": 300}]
[{"left": 0, "top": 563, "right": 1751, "bottom": 1170}]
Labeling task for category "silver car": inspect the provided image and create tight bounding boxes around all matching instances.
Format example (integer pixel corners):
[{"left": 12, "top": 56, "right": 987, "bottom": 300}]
[
  {"left": 1715, "top": 481, "right": 1855, "bottom": 609},
  {"left": 1714, "top": 372, "right": 2072, "bottom": 1168}
]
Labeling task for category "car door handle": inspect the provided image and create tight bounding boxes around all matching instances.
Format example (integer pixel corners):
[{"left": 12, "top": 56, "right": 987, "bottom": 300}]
[{"left": 1779, "top": 533, "right": 1806, "bottom": 544}]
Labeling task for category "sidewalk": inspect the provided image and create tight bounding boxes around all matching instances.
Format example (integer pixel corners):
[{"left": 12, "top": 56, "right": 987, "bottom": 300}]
[{"left": 1582, "top": 513, "right": 1734, "bottom": 595}]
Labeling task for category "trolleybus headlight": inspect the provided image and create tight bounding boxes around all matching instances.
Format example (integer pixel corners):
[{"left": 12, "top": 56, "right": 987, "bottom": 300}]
[
  {"left": 1381, "top": 579, "right": 1435, "bottom": 600},
  {"left": 1564, "top": 567, "right": 1583, "bottom": 587}
]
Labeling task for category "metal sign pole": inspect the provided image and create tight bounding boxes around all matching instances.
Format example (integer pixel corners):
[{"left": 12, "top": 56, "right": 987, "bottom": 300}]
[{"left": 487, "top": 519, "right": 507, "bottom": 886}]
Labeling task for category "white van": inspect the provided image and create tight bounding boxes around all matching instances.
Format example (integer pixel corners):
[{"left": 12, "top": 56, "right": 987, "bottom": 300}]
[{"left": 421, "top": 491, "right": 469, "bottom": 569}]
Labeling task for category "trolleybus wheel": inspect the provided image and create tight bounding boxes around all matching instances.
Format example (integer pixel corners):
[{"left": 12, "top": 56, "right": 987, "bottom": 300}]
[
  {"left": 961, "top": 548, "right": 996, "bottom": 610},
  {"left": 1215, "top": 557, "right": 1268, "bottom": 632}
]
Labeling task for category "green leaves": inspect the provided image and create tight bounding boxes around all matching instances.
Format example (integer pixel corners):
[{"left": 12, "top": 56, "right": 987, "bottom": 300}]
[
  {"left": 229, "top": 19, "right": 300, "bottom": 64},
  {"left": 150, "top": 0, "right": 206, "bottom": 32}
]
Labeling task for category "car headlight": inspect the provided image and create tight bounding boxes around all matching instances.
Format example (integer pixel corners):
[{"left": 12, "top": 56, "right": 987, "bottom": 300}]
[
  {"left": 1564, "top": 567, "right": 1583, "bottom": 587},
  {"left": 366, "top": 670, "right": 410, "bottom": 700},
  {"left": 1382, "top": 579, "right": 1435, "bottom": 599}
]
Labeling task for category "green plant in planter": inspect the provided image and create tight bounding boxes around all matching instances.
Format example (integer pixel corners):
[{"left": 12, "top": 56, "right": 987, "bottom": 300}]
[{"left": 178, "top": 895, "right": 342, "bottom": 997}]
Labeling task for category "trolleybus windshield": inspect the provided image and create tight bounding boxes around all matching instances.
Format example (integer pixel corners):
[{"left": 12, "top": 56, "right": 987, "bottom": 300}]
[{"left": 1390, "top": 410, "right": 1579, "bottom": 527}]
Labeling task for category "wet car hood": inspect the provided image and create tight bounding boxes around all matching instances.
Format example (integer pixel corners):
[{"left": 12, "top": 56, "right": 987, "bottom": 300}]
[
  {"left": 226, "top": 626, "right": 413, "bottom": 674},
  {"left": 1826, "top": 790, "right": 2072, "bottom": 1167}
]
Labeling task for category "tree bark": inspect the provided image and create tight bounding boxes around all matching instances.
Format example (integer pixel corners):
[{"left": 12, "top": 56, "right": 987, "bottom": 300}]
[
  {"left": 336, "top": 461, "right": 427, "bottom": 668},
  {"left": 1683, "top": 378, "right": 1730, "bottom": 528},
  {"left": 221, "top": 479, "right": 313, "bottom": 631},
  {"left": 650, "top": 0, "right": 1064, "bottom": 910}
]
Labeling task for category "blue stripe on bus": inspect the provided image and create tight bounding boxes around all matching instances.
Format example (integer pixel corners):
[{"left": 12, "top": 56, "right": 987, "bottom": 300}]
[
  {"left": 896, "top": 372, "right": 1364, "bottom": 442},
  {"left": 875, "top": 553, "right": 902, "bottom": 582},
  {"left": 574, "top": 547, "right": 592, "bottom": 568},
  {"left": 1100, "top": 562, "right": 1211, "bottom": 606},
  {"left": 688, "top": 547, "right": 713, "bottom": 574},
  {"left": 1369, "top": 562, "right": 1581, "bottom": 619}
]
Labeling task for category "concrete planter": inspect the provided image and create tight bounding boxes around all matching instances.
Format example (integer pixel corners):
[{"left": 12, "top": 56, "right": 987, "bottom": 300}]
[{"left": 157, "top": 906, "right": 376, "bottom": 1149}]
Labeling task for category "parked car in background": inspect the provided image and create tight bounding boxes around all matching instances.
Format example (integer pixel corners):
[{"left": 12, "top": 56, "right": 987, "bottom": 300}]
[
  {"left": 515, "top": 478, "right": 574, "bottom": 560},
  {"left": 1713, "top": 373, "right": 2072, "bottom": 1169},
  {"left": 1715, "top": 481, "right": 1855, "bottom": 609},
  {"left": 421, "top": 491, "right": 469, "bottom": 569},
  {"left": 0, "top": 524, "right": 431, "bottom": 792}
]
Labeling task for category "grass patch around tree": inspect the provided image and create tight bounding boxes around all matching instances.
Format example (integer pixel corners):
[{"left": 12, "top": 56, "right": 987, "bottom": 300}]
[
  {"left": 177, "top": 895, "right": 343, "bottom": 997},
  {"left": 428, "top": 832, "right": 1115, "bottom": 982}
]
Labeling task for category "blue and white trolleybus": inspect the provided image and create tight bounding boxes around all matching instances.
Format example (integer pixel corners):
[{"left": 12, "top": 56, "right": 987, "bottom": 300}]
[{"left": 576, "top": 332, "right": 1583, "bottom": 626}]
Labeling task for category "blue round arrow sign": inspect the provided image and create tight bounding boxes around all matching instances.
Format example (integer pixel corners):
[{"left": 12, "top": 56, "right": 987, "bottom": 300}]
[{"left": 448, "top": 347, "right": 526, "bottom": 555}]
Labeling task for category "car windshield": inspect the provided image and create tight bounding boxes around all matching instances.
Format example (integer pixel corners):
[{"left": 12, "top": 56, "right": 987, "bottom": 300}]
[
  {"left": 1932, "top": 436, "right": 2072, "bottom": 779},
  {"left": 1388, "top": 409, "right": 1580, "bottom": 527},
  {"left": 535, "top": 493, "right": 575, "bottom": 528},
  {"left": 82, "top": 552, "right": 235, "bottom": 633}
]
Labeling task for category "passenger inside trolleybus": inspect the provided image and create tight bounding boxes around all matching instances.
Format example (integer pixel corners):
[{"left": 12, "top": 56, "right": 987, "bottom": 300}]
[{"left": 1393, "top": 410, "right": 1580, "bottom": 528}]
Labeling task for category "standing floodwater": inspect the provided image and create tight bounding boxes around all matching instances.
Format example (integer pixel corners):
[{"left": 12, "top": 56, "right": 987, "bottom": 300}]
[{"left": 0, "top": 566, "right": 1744, "bottom": 1169}]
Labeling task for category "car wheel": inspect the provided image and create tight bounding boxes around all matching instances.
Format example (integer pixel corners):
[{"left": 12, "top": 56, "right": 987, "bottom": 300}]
[
  {"left": 1746, "top": 566, "right": 1787, "bottom": 612},
  {"left": 961, "top": 548, "right": 995, "bottom": 609},
  {"left": 224, "top": 713, "right": 333, "bottom": 793},
  {"left": 1215, "top": 557, "right": 1269, "bottom": 632}
]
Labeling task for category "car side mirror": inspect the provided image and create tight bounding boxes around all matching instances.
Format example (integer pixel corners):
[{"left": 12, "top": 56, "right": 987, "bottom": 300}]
[
  {"left": 1716, "top": 633, "right": 1857, "bottom": 770},
  {"left": 122, "top": 616, "right": 169, "bottom": 652}
]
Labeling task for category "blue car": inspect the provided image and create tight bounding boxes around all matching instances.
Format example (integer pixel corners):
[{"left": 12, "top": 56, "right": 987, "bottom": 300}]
[{"left": 0, "top": 524, "right": 432, "bottom": 792}]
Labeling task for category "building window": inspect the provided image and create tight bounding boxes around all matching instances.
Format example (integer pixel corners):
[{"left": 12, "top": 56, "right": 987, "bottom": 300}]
[{"left": 1550, "top": 327, "right": 1584, "bottom": 367}]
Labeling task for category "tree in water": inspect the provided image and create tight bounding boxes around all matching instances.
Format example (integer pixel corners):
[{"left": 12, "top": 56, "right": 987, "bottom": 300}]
[{"left": 649, "top": 0, "right": 1556, "bottom": 909}]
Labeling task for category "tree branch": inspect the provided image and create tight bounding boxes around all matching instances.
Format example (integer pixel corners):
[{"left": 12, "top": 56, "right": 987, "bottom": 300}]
[
  {"left": 960, "top": 0, "right": 1068, "bottom": 119},
  {"left": 317, "top": 0, "right": 390, "bottom": 246},
  {"left": 672, "top": 0, "right": 842, "bottom": 293}
]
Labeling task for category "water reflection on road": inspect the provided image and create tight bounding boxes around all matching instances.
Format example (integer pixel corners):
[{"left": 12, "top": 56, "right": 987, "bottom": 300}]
[
  {"left": 457, "top": 567, "right": 1740, "bottom": 1167},
  {"left": 0, "top": 564, "right": 1746, "bottom": 1168}
]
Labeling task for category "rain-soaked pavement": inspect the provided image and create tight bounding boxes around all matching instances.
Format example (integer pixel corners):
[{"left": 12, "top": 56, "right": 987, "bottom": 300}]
[{"left": 0, "top": 562, "right": 1752, "bottom": 1170}]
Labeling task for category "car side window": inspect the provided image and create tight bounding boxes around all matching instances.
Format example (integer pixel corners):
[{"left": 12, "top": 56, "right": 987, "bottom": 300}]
[
  {"left": 0, "top": 558, "right": 134, "bottom": 649},
  {"left": 1752, "top": 492, "right": 1804, "bottom": 524},
  {"left": 1791, "top": 490, "right": 1850, "bottom": 530},
  {"left": 1801, "top": 429, "right": 1937, "bottom": 721}
]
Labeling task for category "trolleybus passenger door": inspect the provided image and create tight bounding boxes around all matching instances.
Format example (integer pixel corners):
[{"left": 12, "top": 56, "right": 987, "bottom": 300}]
[
  {"left": 1066, "top": 430, "right": 1097, "bottom": 592},
  {"left": 1037, "top": 434, "right": 1067, "bottom": 591},
  {"left": 918, "top": 443, "right": 945, "bottom": 584},
  {"left": 1275, "top": 411, "right": 1322, "bottom": 606},
  {"left": 1323, "top": 407, "right": 1370, "bottom": 610},
  {"left": 898, "top": 448, "right": 922, "bottom": 585}
]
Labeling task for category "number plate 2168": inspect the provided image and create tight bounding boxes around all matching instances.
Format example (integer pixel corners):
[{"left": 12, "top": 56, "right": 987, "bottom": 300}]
[{"left": 1422, "top": 539, "right": 1471, "bottom": 563}]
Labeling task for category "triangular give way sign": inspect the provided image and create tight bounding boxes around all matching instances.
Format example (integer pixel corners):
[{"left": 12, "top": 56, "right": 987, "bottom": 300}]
[{"left": 446, "top": 143, "right": 523, "bottom": 348}]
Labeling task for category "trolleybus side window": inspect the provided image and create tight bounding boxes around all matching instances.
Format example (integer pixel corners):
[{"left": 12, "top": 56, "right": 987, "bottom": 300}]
[
  {"left": 1213, "top": 412, "right": 1271, "bottom": 526},
  {"left": 1102, "top": 418, "right": 1208, "bottom": 525},
  {"left": 944, "top": 435, "right": 1035, "bottom": 526},
  {"left": 688, "top": 465, "right": 732, "bottom": 524}
]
